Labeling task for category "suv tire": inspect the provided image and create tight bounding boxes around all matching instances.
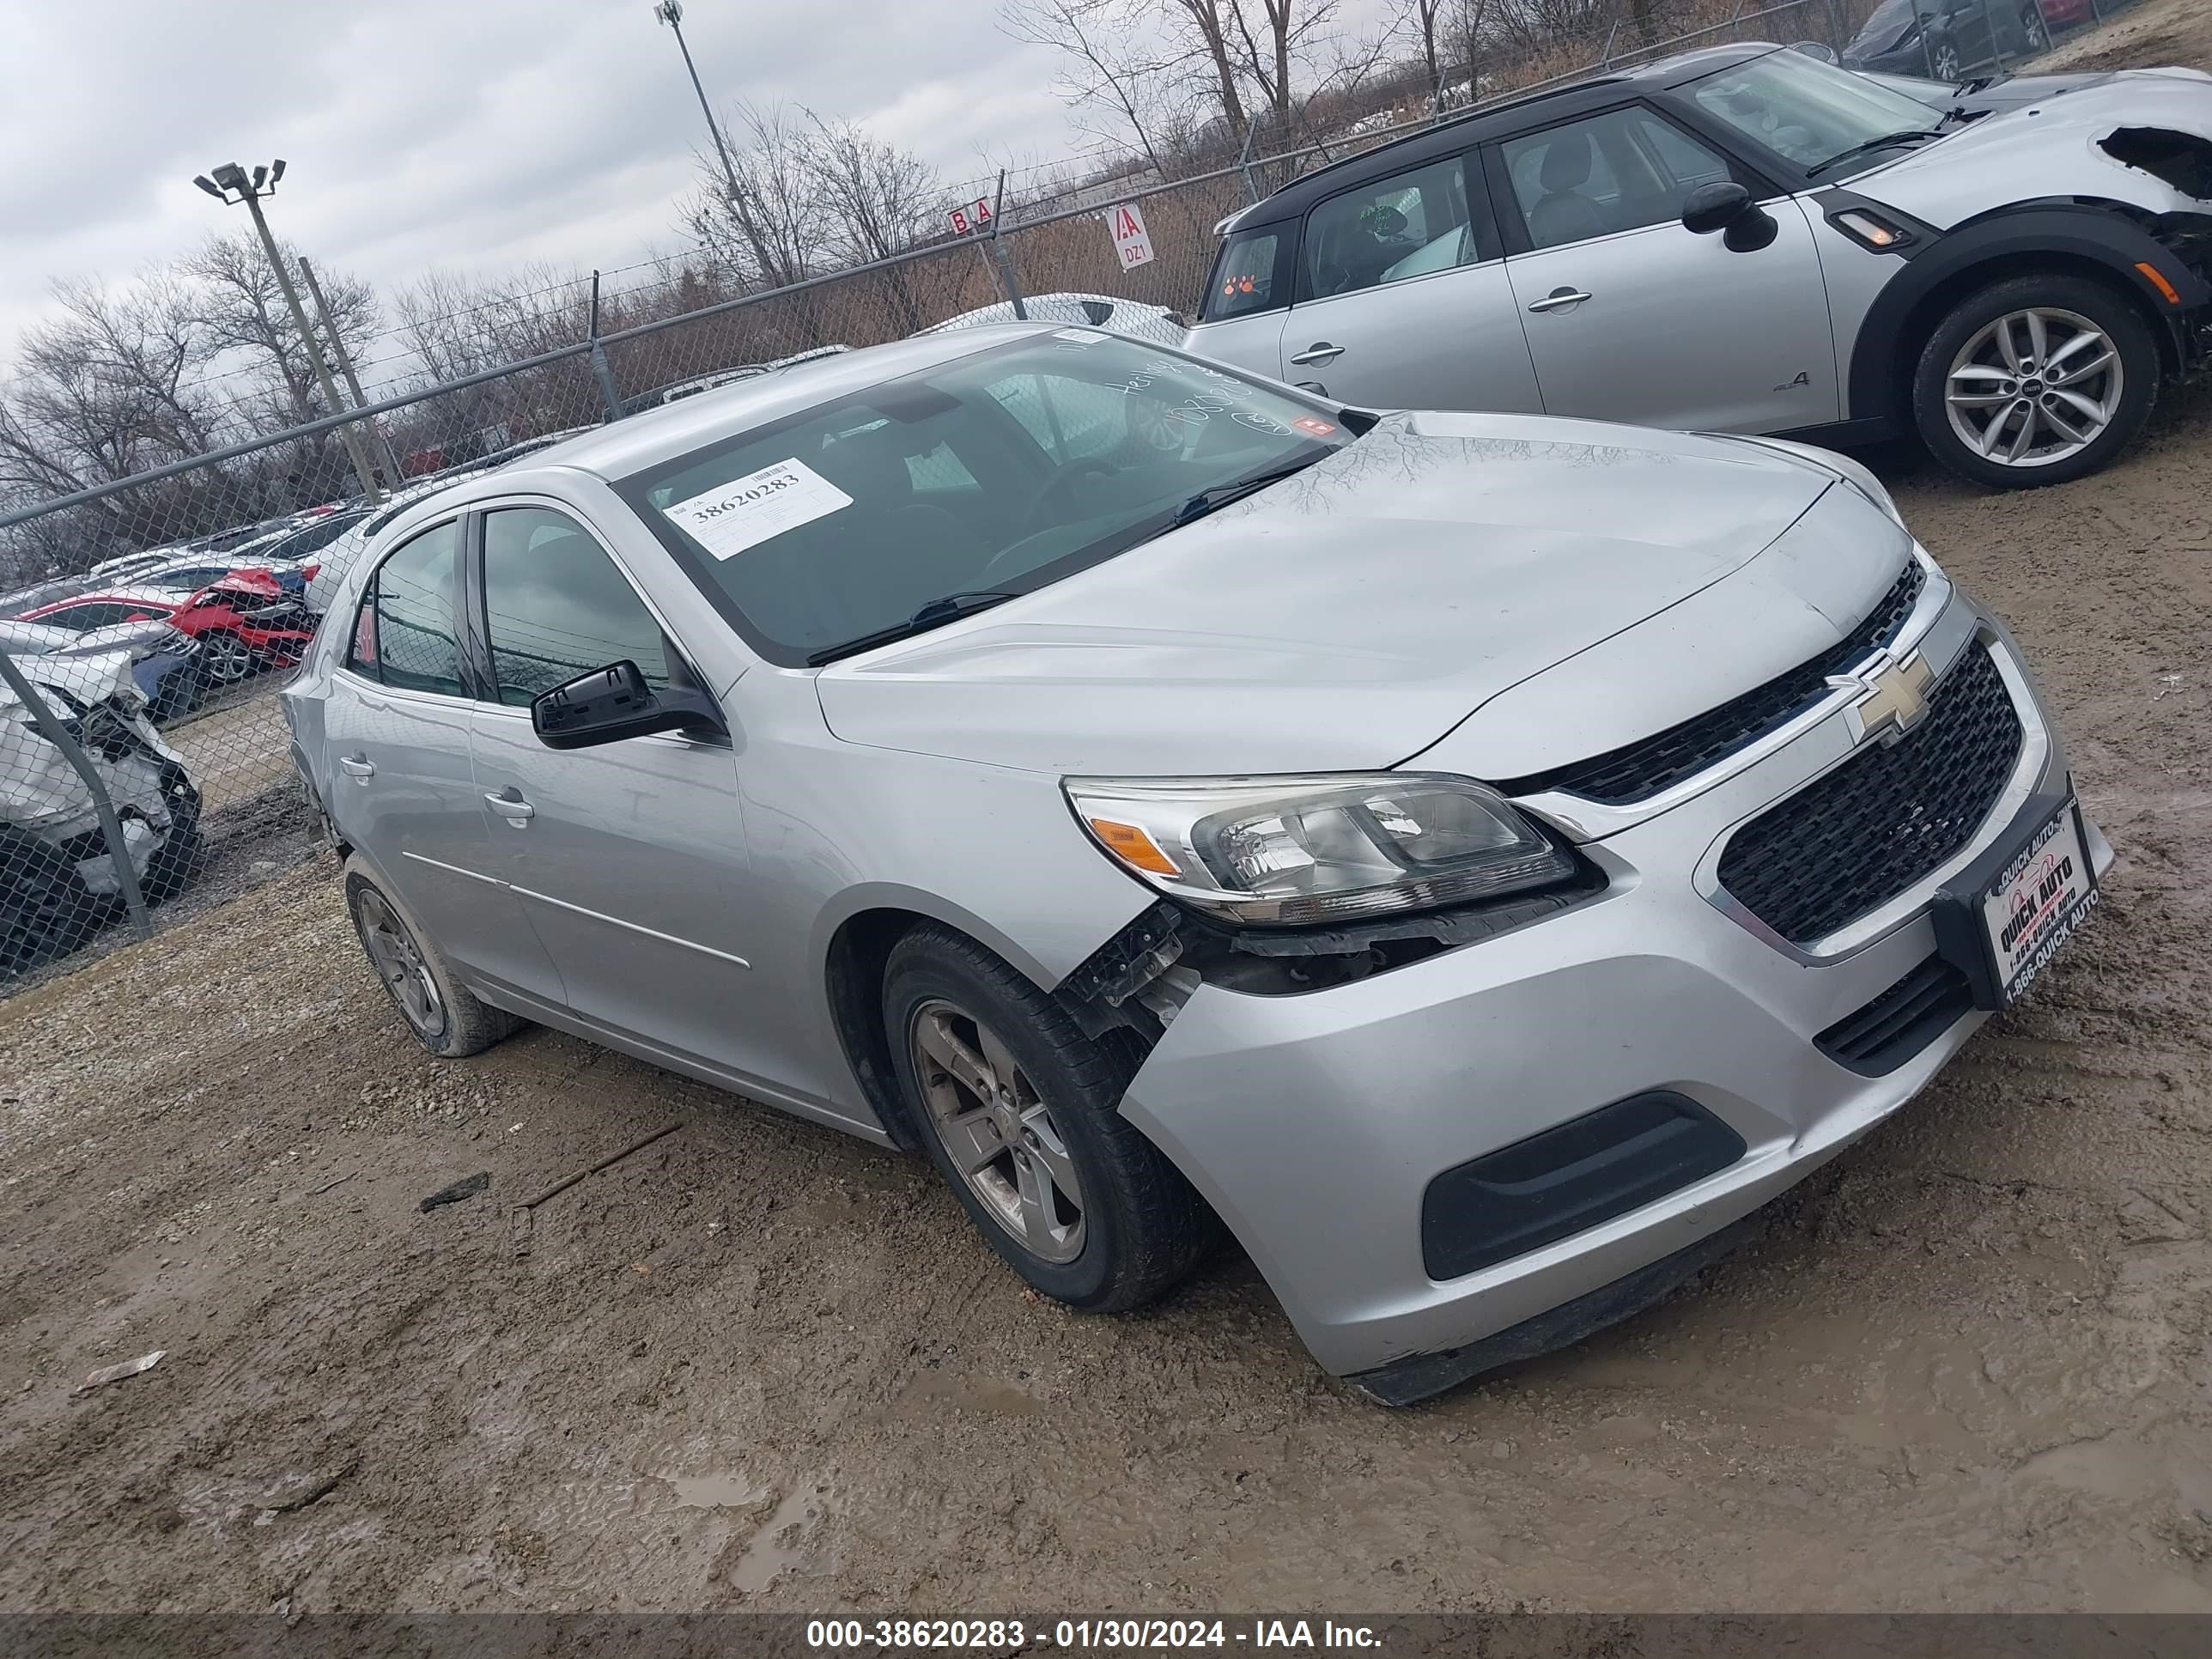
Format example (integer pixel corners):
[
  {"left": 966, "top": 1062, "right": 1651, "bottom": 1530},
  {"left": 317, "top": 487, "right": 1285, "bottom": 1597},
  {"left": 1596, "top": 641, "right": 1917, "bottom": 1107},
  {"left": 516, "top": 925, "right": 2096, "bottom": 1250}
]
[
  {"left": 882, "top": 925, "right": 1218, "bottom": 1311},
  {"left": 342, "top": 852, "right": 520, "bottom": 1056},
  {"left": 1912, "top": 272, "right": 2159, "bottom": 489}
]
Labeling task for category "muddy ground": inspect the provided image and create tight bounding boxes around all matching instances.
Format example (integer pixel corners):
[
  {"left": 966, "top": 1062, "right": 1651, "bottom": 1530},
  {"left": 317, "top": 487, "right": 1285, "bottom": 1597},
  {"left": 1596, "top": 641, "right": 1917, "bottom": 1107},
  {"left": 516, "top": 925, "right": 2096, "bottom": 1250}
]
[{"left": 7, "top": 33, "right": 2212, "bottom": 1618}]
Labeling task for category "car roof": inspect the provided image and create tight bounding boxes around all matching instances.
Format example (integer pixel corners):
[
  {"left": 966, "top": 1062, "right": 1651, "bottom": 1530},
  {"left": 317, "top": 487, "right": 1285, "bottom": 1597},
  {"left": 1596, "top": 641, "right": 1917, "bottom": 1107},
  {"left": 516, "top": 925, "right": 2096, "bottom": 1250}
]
[
  {"left": 1218, "top": 42, "right": 1776, "bottom": 232},
  {"left": 31, "top": 584, "right": 178, "bottom": 610},
  {"left": 482, "top": 327, "right": 1028, "bottom": 485}
]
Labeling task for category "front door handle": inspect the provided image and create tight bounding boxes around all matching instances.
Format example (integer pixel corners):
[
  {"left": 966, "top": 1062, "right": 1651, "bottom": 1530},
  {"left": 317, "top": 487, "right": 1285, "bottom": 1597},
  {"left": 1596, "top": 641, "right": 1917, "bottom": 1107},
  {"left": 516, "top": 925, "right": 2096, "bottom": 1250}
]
[
  {"left": 338, "top": 754, "right": 375, "bottom": 779},
  {"left": 484, "top": 789, "right": 535, "bottom": 822},
  {"left": 1526, "top": 288, "right": 1594, "bottom": 313},
  {"left": 1288, "top": 342, "right": 1344, "bottom": 367}
]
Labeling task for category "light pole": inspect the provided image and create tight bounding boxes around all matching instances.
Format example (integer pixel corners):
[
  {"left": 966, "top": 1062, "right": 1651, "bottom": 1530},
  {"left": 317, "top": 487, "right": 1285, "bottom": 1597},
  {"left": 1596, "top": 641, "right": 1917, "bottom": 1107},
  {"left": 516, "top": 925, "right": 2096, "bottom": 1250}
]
[
  {"left": 191, "top": 161, "right": 382, "bottom": 504},
  {"left": 653, "top": 2, "right": 743, "bottom": 202}
]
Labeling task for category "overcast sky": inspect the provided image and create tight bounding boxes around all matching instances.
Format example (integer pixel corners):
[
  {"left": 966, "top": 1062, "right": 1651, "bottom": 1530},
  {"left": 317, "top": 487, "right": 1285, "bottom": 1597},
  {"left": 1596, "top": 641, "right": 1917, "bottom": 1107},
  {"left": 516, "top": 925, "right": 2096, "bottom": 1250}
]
[{"left": 0, "top": 0, "right": 1088, "bottom": 378}]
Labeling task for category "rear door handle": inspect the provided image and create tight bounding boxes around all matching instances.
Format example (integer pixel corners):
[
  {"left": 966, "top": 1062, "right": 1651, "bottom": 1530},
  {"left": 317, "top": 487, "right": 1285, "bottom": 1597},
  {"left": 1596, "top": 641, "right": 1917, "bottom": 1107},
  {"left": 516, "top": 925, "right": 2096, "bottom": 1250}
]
[
  {"left": 338, "top": 754, "right": 375, "bottom": 779},
  {"left": 484, "top": 789, "right": 535, "bottom": 822},
  {"left": 1288, "top": 342, "right": 1344, "bottom": 366},
  {"left": 1526, "top": 288, "right": 1593, "bottom": 313}
]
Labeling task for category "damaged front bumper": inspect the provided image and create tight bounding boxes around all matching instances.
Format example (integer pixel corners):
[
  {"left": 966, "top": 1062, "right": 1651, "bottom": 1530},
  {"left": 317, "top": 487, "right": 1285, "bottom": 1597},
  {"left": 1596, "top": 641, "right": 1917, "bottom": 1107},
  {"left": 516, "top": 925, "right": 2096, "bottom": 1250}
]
[{"left": 3, "top": 668, "right": 191, "bottom": 896}]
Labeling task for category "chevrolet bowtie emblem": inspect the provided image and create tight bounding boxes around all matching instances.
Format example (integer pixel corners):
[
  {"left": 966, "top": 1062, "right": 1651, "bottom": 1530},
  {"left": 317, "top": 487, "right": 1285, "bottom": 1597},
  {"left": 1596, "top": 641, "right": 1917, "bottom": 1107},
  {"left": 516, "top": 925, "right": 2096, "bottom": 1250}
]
[{"left": 1832, "top": 651, "right": 1934, "bottom": 746}]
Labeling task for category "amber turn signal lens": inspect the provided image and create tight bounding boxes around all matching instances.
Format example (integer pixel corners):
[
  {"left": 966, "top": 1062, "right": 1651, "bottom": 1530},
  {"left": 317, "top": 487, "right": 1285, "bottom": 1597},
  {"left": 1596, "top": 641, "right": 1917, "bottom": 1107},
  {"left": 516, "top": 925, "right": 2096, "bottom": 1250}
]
[{"left": 1086, "top": 817, "right": 1178, "bottom": 876}]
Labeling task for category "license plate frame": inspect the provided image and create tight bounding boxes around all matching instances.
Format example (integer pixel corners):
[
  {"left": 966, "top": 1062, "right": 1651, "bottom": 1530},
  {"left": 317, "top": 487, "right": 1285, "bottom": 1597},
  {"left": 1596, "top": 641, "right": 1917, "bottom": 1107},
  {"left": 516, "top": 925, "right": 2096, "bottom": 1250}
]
[{"left": 1931, "top": 787, "right": 2099, "bottom": 1011}]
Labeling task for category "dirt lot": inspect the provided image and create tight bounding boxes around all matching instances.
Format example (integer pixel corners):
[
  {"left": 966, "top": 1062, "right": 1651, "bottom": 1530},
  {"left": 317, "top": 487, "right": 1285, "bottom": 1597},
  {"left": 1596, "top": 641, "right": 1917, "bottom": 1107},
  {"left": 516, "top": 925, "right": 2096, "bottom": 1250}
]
[{"left": 7, "top": 35, "right": 2212, "bottom": 1619}]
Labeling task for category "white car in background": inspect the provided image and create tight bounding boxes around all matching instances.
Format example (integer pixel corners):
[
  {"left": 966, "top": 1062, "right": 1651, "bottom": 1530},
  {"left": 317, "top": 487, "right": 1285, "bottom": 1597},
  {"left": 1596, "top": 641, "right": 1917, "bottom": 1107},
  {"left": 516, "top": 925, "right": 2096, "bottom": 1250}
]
[{"left": 921, "top": 292, "right": 1185, "bottom": 345}]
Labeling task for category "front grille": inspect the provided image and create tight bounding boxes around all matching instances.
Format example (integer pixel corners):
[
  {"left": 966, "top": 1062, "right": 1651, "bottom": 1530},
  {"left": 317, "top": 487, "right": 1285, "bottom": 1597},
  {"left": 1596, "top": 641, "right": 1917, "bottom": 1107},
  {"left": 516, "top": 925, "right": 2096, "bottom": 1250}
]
[
  {"left": 1502, "top": 561, "right": 1927, "bottom": 805},
  {"left": 1717, "top": 646, "right": 2023, "bottom": 946},
  {"left": 1815, "top": 954, "right": 1975, "bottom": 1075}
]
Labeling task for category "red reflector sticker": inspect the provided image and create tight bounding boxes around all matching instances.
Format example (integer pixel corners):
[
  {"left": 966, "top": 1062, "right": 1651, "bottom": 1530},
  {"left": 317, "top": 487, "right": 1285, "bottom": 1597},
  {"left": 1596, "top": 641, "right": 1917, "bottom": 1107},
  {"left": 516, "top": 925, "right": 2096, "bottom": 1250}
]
[{"left": 1292, "top": 416, "right": 1337, "bottom": 437}]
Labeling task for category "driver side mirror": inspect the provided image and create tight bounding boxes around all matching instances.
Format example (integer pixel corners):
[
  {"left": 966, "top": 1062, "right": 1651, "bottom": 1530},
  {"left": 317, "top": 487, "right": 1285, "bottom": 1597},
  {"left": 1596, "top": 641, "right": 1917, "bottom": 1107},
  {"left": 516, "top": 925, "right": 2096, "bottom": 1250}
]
[
  {"left": 531, "top": 659, "right": 726, "bottom": 750},
  {"left": 1681, "top": 180, "right": 1779, "bottom": 252}
]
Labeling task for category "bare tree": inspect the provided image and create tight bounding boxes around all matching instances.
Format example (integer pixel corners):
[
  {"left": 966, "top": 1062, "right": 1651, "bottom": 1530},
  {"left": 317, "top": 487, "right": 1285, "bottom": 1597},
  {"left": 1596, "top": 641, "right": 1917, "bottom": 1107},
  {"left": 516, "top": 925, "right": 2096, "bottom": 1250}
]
[
  {"left": 181, "top": 231, "right": 379, "bottom": 425},
  {"left": 1000, "top": 0, "right": 1187, "bottom": 173},
  {"left": 0, "top": 275, "right": 225, "bottom": 502},
  {"left": 801, "top": 114, "right": 942, "bottom": 332},
  {"left": 682, "top": 101, "right": 826, "bottom": 291}
]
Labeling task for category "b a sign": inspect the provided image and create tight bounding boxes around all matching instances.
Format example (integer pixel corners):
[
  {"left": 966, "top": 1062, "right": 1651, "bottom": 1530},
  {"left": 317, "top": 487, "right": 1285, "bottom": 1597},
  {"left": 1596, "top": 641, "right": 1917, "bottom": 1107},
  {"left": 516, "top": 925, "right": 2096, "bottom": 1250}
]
[
  {"left": 948, "top": 197, "right": 994, "bottom": 237},
  {"left": 1106, "top": 202, "right": 1153, "bottom": 269}
]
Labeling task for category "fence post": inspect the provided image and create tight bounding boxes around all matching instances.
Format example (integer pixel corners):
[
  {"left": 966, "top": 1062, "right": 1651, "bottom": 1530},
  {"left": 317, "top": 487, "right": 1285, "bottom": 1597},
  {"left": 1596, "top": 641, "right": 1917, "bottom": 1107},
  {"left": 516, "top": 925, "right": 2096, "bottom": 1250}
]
[
  {"left": 982, "top": 171, "right": 1027, "bottom": 320},
  {"left": 1237, "top": 110, "right": 1269, "bottom": 205},
  {"left": 298, "top": 256, "right": 404, "bottom": 489},
  {"left": 586, "top": 270, "right": 624, "bottom": 423},
  {"left": 0, "top": 644, "right": 151, "bottom": 943}
]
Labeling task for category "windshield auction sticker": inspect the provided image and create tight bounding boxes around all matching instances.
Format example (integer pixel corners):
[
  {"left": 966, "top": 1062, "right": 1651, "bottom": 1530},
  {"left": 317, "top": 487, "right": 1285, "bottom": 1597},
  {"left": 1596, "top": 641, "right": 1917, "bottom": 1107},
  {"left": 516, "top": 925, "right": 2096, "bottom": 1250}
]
[{"left": 664, "top": 459, "right": 854, "bottom": 561}]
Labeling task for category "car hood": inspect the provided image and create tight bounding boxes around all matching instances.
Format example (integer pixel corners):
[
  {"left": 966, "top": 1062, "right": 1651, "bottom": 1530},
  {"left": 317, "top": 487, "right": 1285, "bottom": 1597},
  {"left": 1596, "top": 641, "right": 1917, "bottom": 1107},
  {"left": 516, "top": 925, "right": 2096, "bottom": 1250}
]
[
  {"left": 0, "top": 646, "right": 141, "bottom": 714},
  {"left": 815, "top": 414, "right": 1902, "bottom": 778},
  {"left": 1858, "top": 69, "right": 2212, "bottom": 227}
]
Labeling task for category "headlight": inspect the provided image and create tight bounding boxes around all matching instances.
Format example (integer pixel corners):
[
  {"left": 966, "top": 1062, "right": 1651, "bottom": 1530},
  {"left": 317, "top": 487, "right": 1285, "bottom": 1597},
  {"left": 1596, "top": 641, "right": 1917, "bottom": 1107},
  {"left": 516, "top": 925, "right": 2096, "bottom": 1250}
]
[{"left": 1064, "top": 773, "right": 1576, "bottom": 927}]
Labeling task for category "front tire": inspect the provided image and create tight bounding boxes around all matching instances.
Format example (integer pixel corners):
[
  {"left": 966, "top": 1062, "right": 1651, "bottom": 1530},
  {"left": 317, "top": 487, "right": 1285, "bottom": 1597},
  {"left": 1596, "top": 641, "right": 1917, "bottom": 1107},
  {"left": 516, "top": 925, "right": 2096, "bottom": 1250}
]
[
  {"left": 0, "top": 829, "right": 100, "bottom": 976},
  {"left": 882, "top": 926, "right": 1217, "bottom": 1311},
  {"left": 1911, "top": 272, "right": 2158, "bottom": 489},
  {"left": 342, "top": 852, "right": 520, "bottom": 1056}
]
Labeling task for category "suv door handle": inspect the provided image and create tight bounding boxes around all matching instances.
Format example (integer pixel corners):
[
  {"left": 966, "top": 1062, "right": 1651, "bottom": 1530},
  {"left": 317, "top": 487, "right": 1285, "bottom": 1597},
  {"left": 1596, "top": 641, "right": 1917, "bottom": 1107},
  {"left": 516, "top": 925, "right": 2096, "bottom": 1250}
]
[
  {"left": 1288, "top": 342, "right": 1344, "bottom": 366},
  {"left": 1526, "top": 288, "right": 1594, "bottom": 313},
  {"left": 338, "top": 754, "right": 375, "bottom": 779},
  {"left": 484, "top": 789, "right": 535, "bottom": 822}
]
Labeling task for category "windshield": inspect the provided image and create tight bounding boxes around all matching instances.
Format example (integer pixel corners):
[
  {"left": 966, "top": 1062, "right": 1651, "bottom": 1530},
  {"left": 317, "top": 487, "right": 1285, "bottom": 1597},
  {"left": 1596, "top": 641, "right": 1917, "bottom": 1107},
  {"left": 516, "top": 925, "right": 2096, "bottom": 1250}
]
[
  {"left": 1686, "top": 48, "right": 1950, "bottom": 173},
  {"left": 618, "top": 332, "right": 1352, "bottom": 665}
]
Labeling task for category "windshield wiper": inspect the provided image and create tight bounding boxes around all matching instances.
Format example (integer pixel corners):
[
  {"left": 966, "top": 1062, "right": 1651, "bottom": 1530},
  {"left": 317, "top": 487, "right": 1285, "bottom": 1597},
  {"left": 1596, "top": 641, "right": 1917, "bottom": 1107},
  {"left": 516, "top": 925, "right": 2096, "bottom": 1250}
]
[
  {"left": 805, "top": 591, "right": 1022, "bottom": 666},
  {"left": 1805, "top": 128, "right": 1946, "bottom": 178},
  {"left": 1164, "top": 453, "right": 1330, "bottom": 531}
]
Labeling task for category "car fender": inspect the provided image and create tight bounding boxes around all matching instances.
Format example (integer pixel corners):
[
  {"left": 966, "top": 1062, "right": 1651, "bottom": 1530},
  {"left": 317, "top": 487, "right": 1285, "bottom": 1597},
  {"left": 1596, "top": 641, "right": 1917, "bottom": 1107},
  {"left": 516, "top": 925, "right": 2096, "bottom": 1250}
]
[{"left": 1843, "top": 202, "right": 2209, "bottom": 422}]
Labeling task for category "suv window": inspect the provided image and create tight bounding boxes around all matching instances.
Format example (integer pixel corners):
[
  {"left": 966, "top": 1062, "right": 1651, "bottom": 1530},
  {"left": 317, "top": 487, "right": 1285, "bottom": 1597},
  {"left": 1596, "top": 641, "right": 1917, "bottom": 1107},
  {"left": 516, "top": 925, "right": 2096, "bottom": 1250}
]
[
  {"left": 480, "top": 506, "right": 671, "bottom": 707},
  {"left": 348, "top": 521, "right": 463, "bottom": 696},
  {"left": 1303, "top": 155, "right": 1486, "bottom": 299},
  {"left": 1199, "top": 228, "right": 1285, "bottom": 320},
  {"left": 1501, "top": 106, "right": 1737, "bottom": 250}
]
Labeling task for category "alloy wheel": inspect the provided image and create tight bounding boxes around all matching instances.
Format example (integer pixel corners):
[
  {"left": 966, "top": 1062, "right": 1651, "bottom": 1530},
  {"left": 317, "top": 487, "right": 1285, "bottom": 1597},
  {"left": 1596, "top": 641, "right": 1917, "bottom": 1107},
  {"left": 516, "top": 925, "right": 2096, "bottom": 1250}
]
[
  {"left": 908, "top": 997, "right": 1085, "bottom": 1262},
  {"left": 1933, "top": 41, "right": 1961, "bottom": 79},
  {"left": 202, "top": 632, "right": 254, "bottom": 684},
  {"left": 1943, "top": 306, "right": 2124, "bottom": 468},
  {"left": 354, "top": 885, "right": 446, "bottom": 1040},
  {"left": 2021, "top": 3, "right": 2048, "bottom": 50}
]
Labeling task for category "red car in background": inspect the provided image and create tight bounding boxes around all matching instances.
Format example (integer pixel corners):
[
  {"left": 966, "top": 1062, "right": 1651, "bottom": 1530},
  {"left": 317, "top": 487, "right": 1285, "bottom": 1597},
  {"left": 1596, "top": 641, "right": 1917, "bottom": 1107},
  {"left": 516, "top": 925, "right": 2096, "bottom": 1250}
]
[{"left": 24, "top": 569, "right": 319, "bottom": 686}]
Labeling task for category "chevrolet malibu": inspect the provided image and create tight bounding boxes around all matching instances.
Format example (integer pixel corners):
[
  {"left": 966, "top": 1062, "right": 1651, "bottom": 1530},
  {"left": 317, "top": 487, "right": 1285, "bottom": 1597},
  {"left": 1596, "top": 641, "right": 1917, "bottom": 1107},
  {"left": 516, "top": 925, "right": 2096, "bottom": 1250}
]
[{"left": 282, "top": 327, "right": 2108, "bottom": 1401}]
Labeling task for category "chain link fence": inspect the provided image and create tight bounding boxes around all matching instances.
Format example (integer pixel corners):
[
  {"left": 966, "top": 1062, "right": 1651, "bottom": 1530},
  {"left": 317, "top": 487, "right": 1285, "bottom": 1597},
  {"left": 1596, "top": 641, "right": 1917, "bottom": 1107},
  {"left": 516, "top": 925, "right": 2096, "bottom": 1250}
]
[{"left": 0, "top": 0, "right": 2148, "bottom": 987}]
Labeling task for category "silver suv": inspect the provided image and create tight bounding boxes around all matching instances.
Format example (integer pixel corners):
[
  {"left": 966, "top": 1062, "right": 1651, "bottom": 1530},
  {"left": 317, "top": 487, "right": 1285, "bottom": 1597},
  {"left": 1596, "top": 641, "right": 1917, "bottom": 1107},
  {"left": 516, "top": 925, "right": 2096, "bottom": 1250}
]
[
  {"left": 283, "top": 326, "right": 2106, "bottom": 1401},
  {"left": 1184, "top": 43, "right": 2212, "bottom": 487}
]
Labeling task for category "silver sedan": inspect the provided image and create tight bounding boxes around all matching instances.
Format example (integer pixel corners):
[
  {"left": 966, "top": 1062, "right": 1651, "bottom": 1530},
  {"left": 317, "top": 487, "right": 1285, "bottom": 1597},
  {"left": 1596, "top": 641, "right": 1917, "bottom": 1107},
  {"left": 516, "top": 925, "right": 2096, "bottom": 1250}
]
[{"left": 282, "top": 325, "right": 2107, "bottom": 1401}]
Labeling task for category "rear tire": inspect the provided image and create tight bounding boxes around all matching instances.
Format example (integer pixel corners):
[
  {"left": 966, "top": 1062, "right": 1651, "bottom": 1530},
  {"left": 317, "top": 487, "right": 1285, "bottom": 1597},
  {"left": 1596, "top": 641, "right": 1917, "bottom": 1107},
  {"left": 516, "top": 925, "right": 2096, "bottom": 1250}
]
[
  {"left": 882, "top": 925, "right": 1218, "bottom": 1311},
  {"left": 1911, "top": 272, "right": 2159, "bottom": 489},
  {"left": 0, "top": 828, "right": 100, "bottom": 976},
  {"left": 341, "top": 852, "right": 520, "bottom": 1056}
]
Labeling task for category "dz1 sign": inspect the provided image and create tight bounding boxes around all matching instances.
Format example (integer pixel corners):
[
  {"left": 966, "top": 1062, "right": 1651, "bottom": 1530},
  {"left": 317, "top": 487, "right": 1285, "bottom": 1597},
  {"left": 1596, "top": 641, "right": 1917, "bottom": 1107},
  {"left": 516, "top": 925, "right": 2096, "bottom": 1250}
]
[
  {"left": 947, "top": 198, "right": 994, "bottom": 237},
  {"left": 1107, "top": 202, "right": 1153, "bottom": 269}
]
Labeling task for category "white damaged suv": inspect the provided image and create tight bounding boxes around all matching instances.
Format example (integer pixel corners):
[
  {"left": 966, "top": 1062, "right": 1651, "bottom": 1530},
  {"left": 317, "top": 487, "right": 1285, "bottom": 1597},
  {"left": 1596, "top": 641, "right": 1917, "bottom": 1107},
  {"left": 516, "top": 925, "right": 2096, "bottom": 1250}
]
[{"left": 1184, "top": 43, "right": 2212, "bottom": 486}]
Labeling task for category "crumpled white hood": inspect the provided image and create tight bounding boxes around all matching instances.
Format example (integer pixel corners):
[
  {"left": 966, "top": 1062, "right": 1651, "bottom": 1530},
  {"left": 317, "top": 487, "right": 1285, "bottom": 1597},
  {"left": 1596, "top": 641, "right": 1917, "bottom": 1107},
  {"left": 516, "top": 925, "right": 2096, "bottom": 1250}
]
[{"left": 1863, "top": 70, "right": 2212, "bottom": 228}]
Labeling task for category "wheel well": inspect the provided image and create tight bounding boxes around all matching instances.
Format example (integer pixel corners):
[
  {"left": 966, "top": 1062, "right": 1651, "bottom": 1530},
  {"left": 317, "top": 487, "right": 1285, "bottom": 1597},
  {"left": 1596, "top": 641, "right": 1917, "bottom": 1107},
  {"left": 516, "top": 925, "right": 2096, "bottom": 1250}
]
[
  {"left": 1892, "top": 253, "right": 2177, "bottom": 406},
  {"left": 824, "top": 907, "right": 1150, "bottom": 1152},
  {"left": 824, "top": 908, "right": 937, "bottom": 1151}
]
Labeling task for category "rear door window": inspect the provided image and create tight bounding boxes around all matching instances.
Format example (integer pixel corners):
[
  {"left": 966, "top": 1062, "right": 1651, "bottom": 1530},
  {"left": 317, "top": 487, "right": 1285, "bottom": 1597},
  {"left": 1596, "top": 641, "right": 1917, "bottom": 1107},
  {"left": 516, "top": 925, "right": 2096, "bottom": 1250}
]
[
  {"left": 1199, "top": 228, "right": 1288, "bottom": 320},
  {"left": 348, "top": 521, "right": 464, "bottom": 696},
  {"left": 1301, "top": 155, "right": 1488, "bottom": 300}
]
